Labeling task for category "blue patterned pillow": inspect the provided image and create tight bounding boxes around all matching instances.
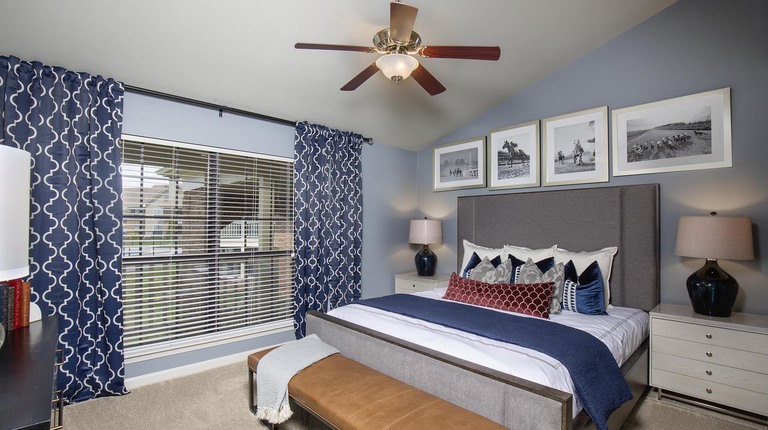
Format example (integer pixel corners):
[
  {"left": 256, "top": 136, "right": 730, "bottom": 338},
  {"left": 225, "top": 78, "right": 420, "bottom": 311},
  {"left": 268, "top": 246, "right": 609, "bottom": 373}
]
[
  {"left": 508, "top": 254, "right": 555, "bottom": 283},
  {"left": 562, "top": 260, "right": 606, "bottom": 315},
  {"left": 462, "top": 252, "right": 502, "bottom": 278}
]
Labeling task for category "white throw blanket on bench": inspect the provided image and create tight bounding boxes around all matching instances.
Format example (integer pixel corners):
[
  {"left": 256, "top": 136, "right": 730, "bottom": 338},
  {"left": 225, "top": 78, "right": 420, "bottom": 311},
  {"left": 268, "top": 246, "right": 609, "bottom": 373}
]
[{"left": 255, "top": 334, "right": 339, "bottom": 424}]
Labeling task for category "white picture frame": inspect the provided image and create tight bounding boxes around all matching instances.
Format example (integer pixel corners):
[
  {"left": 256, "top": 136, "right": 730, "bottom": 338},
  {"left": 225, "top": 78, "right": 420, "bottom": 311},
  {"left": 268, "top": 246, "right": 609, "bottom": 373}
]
[
  {"left": 542, "top": 106, "right": 609, "bottom": 186},
  {"left": 433, "top": 137, "right": 486, "bottom": 191},
  {"left": 488, "top": 120, "right": 540, "bottom": 190},
  {"left": 611, "top": 87, "right": 732, "bottom": 176}
]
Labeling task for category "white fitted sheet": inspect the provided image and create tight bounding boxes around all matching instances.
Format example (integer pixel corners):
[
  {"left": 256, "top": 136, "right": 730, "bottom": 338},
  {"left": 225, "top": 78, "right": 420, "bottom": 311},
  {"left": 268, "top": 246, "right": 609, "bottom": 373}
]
[{"left": 327, "top": 287, "right": 649, "bottom": 417}]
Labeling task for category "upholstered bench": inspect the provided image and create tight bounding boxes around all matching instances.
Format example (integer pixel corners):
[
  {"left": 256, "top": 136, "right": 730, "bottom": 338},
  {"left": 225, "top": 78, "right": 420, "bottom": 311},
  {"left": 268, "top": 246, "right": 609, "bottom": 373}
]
[{"left": 248, "top": 347, "right": 506, "bottom": 430}]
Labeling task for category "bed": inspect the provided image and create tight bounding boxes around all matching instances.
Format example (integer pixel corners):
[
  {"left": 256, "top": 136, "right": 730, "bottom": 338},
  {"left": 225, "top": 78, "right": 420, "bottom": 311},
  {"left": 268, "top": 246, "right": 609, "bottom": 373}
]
[{"left": 306, "top": 184, "right": 660, "bottom": 430}]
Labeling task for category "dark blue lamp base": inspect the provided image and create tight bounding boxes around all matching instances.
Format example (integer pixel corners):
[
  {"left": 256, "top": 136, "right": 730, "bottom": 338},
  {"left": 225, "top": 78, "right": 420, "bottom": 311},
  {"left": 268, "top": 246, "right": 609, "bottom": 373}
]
[
  {"left": 415, "top": 245, "right": 437, "bottom": 276},
  {"left": 687, "top": 259, "right": 739, "bottom": 317}
]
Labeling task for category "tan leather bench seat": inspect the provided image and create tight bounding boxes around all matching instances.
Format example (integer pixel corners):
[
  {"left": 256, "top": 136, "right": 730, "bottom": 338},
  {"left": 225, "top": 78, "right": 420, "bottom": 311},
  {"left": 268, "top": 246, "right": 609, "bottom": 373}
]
[{"left": 248, "top": 348, "right": 506, "bottom": 430}]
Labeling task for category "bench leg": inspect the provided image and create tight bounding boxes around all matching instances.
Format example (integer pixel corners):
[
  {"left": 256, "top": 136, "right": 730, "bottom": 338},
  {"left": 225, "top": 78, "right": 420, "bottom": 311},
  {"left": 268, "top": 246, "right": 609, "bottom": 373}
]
[
  {"left": 249, "top": 366, "right": 279, "bottom": 430},
  {"left": 248, "top": 366, "right": 258, "bottom": 414}
]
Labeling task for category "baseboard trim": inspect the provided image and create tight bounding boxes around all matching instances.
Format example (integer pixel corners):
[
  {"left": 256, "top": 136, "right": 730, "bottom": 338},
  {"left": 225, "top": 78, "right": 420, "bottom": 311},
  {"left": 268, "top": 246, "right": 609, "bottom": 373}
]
[{"left": 125, "top": 342, "right": 287, "bottom": 390}]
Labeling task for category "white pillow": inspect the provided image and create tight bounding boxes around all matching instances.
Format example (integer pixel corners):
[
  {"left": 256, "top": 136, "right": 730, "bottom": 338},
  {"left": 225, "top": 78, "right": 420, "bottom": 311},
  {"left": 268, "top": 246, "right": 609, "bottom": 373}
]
[
  {"left": 503, "top": 244, "right": 557, "bottom": 263},
  {"left": 460, "top": 239, "right": 505, "bottom": 275},
  {"left": 553, "top": 246, "right": 617, "bottom": 307}
]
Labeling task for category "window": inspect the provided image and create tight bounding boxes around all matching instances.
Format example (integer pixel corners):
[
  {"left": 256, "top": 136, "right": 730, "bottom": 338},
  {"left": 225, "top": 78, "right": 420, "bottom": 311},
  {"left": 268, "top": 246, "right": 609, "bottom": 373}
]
[{"left": 121, "top": 136, "right": 294, "bottom": 358}]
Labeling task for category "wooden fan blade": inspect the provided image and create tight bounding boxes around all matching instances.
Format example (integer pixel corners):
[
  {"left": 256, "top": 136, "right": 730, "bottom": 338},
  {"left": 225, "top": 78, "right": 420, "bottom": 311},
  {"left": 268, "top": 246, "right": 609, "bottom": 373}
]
[
  {"left": 418, "top": 46, "right": 501, "bottom": 61},
  {"left": 341, "top": 63, "right": 380, "bottom": 91},
  {"left": 295, "top": 43, "right": 375, "bottom": 53},
  {"left": 411, "top": 64, "right": 446, "bottom": 96},
  {"left": 390, "top": 2, "right": 418, "bottom": 43}
]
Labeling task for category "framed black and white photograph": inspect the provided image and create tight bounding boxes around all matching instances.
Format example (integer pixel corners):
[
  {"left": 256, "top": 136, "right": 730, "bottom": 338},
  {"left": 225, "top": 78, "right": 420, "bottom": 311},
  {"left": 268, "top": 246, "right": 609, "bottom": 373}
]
[
  {"left": 488, "top": 120, "right": 540, "bottom": 190},
  {"left": 542, "top": 106, "right": 609, "bottom": 186},
  {"left": 612, "top": 87, "right": 731, "bottom": 176},
  {"left": 433, "top": 137, "right": 486, "bottom": 191}
]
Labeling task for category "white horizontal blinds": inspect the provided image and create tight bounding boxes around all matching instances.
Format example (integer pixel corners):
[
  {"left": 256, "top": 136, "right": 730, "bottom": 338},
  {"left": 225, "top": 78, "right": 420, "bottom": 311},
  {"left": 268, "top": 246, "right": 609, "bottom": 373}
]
[{"left": 121, "top": 139, "right": 294, "bottom": 349}]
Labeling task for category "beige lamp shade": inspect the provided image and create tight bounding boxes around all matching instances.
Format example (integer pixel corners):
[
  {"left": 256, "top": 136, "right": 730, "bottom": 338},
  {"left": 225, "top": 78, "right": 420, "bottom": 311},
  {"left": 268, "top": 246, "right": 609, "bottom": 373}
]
[
  {"left": 675, "top": 214, "right": 754, "bottom": 261},
  {"left": 409, "top": 219, "right": 442, "bottom": 245}
]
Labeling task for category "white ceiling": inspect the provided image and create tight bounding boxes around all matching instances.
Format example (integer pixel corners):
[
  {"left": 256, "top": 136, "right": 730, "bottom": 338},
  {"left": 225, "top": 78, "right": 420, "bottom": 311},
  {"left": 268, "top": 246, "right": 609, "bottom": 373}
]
[{"left": 0, "top": 0, "right": 676, "bottom": 151}]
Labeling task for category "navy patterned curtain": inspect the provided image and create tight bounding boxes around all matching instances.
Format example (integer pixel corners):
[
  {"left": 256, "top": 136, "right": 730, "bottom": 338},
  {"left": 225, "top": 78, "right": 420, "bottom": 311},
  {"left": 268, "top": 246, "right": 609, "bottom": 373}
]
[
  {"left": 293, "top": 121, "right": 363, "bottom": 338},
  {"left": 0, "top": 55, "right": 127, "bottom": 402}
]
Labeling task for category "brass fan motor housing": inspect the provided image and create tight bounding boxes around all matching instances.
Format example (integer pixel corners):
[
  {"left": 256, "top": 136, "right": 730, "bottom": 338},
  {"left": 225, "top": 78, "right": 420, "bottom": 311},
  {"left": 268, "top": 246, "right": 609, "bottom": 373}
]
[{"left": 373, "top": 29, "right": 422, "bottom": 54}]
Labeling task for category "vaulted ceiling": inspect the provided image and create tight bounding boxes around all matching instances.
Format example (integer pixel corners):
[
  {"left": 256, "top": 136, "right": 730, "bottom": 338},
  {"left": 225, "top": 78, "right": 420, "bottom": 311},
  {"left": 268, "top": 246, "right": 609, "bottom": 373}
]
[{"left": 0, "top": 0, "right": 677, "bottom": 151}]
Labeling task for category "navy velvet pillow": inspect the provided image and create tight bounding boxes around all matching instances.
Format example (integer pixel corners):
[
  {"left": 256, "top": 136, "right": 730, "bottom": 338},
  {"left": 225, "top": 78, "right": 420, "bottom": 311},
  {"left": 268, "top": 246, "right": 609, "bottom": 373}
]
[
  {"left": 509, "top": 254, "right": 555, "bottom": 283},
  {"left": 562, "top": 260, "right": 606, "bottom": 315},
  {"left": 462, "top": 252, "right": 502, "bottom": 278}
]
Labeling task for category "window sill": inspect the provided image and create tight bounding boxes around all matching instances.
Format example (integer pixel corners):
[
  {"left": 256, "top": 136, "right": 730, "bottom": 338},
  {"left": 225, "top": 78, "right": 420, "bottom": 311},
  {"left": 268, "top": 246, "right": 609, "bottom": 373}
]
[{"left": 125, "top": 319, "right": 293, "bottom": 364}]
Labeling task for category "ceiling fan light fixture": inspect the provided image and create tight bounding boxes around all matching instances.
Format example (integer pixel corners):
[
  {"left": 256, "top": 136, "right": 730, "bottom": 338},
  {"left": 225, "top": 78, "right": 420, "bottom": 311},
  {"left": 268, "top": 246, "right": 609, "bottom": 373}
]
[{"left": 375, "top": 53, "right": 419, "bottom": 82}]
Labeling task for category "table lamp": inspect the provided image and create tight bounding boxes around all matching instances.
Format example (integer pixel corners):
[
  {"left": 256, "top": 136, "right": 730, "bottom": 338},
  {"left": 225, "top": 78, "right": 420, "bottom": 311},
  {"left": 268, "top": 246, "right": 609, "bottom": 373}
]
[
  {"left": 409, "top": 218, "right": 442, "bottom": 276},
  {"left": 675, "top": 212, "right": 754, "bottom": 317},
  {"left": 0, "top": 145, "right": 32, "bottom": 345}
]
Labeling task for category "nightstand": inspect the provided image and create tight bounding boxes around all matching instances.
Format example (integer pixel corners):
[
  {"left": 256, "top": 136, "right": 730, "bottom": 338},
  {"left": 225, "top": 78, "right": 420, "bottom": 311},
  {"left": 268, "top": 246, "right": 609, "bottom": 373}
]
[
  {"left": 395, "top": 272, "right": 450, "bottom": 294},
  {"left": 649, "top": 303, "right": 768, "bottom": 422}
]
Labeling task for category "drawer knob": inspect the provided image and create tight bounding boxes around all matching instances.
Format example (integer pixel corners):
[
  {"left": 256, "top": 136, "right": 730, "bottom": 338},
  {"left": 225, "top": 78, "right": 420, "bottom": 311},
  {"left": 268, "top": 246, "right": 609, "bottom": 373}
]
[
  {"left": 705, "top": 333, "right": 712, "bottom": 339},
  {"left": 705, "top": 370, "right": 712, "bottom": 376},
  {"left": 705, "top": 388, "right": 712, "bottom": 394},
  {"left": 705, "top": 351, "right": 713, "bottom": 357}
]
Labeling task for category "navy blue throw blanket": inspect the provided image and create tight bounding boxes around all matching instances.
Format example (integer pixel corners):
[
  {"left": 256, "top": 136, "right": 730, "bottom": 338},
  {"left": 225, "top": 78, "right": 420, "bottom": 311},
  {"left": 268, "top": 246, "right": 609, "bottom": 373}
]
[{"left": 355, "top": 295, "right": 631, "bottom": 430}]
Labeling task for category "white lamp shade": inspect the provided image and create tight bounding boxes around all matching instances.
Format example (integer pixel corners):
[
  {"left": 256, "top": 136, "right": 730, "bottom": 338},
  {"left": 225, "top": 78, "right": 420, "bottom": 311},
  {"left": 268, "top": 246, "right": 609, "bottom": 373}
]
[
  {"left": 0, "top": 146, "right": 31, "bottom": 280},
  {"left": 409, "top": 219, "right": 442, "bottom": 245},
  {"left": 376, "top": 53, "right": 419, "bottom": 81},
  {"left": 675, "top": 215, "right": 754, "bottom": 261}
]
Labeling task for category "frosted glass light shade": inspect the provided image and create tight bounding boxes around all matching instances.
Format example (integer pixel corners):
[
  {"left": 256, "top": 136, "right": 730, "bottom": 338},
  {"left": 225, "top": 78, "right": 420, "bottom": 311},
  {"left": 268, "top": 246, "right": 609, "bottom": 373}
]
[
  {"left": 376, "top": 53, "right": 419, "bottom": 81},
  {"left": 675, "top": 214, "right": 754, "bottom": 261},
  {"left": 409, "top": 219, "right": 442, "bottom": 245},
  {"left": 0, "top": 146, "right": 31, "bottom": 280}
]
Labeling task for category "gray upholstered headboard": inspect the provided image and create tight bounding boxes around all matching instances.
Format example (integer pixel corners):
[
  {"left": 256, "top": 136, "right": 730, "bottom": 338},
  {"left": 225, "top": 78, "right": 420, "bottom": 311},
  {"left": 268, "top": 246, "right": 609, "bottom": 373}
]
[{"left": 457, "top": 184, "right": 660, "bottom": 311}]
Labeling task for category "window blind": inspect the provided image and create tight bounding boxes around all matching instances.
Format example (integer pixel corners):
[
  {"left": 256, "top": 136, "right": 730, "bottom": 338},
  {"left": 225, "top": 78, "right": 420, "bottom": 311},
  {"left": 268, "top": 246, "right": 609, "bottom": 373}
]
[{"left": 121, "top": 137, "right": 294, "bottom": 351}]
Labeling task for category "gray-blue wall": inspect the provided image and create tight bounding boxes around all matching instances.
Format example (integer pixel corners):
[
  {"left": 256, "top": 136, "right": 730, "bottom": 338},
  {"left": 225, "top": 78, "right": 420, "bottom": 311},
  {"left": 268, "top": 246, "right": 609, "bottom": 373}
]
[
  {"left": 33, "top": 0, "right": 768, "bottom": 380},
  {"left": 123, "top": 92, "right": 416, "bottom": 377},
  {"left": 361, "top": 142, "right": 419, "bottom": 298},
  {"left": 416, "top": 0, "right": 768, "bottom": 315}
]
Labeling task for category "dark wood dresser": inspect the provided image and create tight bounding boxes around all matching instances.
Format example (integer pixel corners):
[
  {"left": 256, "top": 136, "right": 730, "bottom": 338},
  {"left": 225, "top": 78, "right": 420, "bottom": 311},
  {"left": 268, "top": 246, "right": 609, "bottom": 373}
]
[{"left": 0, "top": 316, "right": 59, "bottom": 430}]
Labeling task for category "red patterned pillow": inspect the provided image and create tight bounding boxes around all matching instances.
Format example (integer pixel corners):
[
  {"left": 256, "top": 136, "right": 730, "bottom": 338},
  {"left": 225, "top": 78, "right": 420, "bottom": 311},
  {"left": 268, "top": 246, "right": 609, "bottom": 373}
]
[{"left": 443, "top": 272, "right": 554, "bottom": 319}]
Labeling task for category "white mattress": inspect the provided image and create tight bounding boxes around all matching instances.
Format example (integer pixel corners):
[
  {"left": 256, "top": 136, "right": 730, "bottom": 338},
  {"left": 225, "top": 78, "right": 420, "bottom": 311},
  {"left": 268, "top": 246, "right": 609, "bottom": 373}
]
[{"left": 327, "top": 287, "right": 649, "bottom": 417}]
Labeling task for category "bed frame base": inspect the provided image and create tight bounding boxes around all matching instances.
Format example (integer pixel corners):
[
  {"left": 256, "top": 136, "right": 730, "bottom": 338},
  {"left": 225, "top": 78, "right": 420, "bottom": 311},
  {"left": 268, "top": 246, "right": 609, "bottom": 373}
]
[{"left": 308, "top": 312, "right": 649, "bottom": 430}]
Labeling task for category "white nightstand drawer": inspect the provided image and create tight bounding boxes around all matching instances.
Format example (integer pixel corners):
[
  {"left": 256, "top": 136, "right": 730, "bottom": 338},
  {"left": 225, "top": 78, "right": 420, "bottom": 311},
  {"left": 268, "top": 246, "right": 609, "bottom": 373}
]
[
  {"left": 652, "top": 352, "right": 768, "bottom": 395},
  {"left": 652, "top": 335, "right": 768, "bottom": 374},
  {"left": 396, "top": 278, "right": 436, "bottom": 293},
  {"left": 652, "top": 318, "right": 768, "bottom": 355},
  {"left": 394, "top": 272, "right": 450, "bottom": 294},
  {"left": 653, "top": 369, "right": 768, "bottom": 416}
]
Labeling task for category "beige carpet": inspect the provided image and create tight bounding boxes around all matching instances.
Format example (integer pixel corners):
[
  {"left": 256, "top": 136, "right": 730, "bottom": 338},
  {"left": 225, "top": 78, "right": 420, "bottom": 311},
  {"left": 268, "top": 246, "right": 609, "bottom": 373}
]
[
  {"left": 65, "top": 362, "right": 263, "bottom": 430},
  {"left": 623, "top": 393, "right": 763, "bottom": 430},
  {"left": 65, "top": 361, "right": 763, "bottom": 430}
]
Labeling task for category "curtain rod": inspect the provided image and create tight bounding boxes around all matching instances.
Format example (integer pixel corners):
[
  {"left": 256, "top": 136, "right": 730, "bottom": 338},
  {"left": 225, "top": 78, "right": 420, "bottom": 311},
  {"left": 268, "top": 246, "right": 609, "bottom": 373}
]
[{"left": 123, "top": 84, "right": 373, "bottom": 144}]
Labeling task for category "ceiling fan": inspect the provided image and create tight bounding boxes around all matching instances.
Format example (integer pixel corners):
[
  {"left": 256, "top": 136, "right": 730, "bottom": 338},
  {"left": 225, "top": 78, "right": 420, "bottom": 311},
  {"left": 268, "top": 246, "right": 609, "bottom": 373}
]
[{"left": 295, "top": 2, "right": 501, "bottom": 96}]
